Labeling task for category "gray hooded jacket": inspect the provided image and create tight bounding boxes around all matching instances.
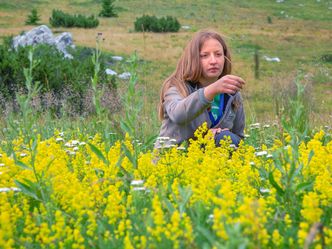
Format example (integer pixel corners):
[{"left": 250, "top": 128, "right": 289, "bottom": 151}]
[{"left": 156, "top": 82, "right": 245, "bottom": 147}]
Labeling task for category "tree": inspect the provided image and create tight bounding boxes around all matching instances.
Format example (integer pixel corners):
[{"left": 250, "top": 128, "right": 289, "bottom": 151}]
[
  {"left": 99, "top": 0, "right": 118, "bottom": 18},
  {"left": 25, "top": 9, "right": 41, "bottom": 25}
]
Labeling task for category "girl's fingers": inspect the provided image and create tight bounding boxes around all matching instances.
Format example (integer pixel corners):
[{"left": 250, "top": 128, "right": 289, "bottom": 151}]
[{"left": 226, "top": 75, "right": 245, "bottom": 85}]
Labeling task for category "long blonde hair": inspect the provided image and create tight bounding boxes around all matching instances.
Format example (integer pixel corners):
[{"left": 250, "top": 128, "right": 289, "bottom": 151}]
[{"left": 158, "top": 30, "right": 232, "bottom": 120}]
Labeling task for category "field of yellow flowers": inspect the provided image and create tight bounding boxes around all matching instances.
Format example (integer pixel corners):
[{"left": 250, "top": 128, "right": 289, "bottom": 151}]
[{"left": 0, "top": 124, "right": 331, "bottom": 249}]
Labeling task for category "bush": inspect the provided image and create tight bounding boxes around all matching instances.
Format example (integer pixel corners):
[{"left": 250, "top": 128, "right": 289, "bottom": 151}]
[
  {"left": 134, "top": 15, "right": 180, "bottom": 32},
  {"left": 25, "top": 9, "right": 41, "bottom": 25},
  {"left": 49, "top": 9, "right": 99, "bottom": 28},
  {"left": 99, "top": 0, "right": 118, "bottom": 18},
  {"left": 0, "top": 38, "right": 118, "bottom": 116}
]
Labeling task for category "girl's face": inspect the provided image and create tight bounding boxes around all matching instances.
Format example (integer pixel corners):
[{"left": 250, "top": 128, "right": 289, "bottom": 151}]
[{"left": 198, "top": 38, "right": 225, "bottom": 86}]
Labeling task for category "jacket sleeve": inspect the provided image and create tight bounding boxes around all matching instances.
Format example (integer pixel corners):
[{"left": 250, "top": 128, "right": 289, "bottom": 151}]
[
  {"left": 163, "top": 86, "right": 212, "bottom": 125},
  {"left": 231, "top": 94, "right": 245, "bottom": 138}
]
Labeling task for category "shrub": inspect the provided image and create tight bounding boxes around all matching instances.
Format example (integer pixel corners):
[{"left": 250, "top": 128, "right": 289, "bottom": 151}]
[
  {"left": 0, "top": 38, "right": 118, "bottom": 116},
  {"left": 99, "top": 0, "right": 118, "bottom": 18},
  {"left": 134, "top": 15, "right": 180, "bottom": 32},
  {"left": 25, "top": 9, "right": 41, "bottom": 25},
  {"left": 49, "top": 9, "right": 99, "bottom": 28},
  {"left": 320, "top": 53, "right": 332, "bottom": 63}
]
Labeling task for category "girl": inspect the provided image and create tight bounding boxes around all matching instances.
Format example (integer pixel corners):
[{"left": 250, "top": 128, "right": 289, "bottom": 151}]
[{"left": 156, "top": 30, "right": 245, "bottom": 148}]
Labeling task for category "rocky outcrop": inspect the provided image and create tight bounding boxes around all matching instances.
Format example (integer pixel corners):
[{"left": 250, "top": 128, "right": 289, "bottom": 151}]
[{"left": 12, "top": 25, "right": 74, "bottom": 59}]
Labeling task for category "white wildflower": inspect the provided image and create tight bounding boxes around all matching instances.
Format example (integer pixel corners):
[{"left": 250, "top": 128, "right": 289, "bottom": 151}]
[
  {"left": 157, "top": 136, "right": 170, "bottom": 141},
  {"left": 132, "top": 187, "right": 146, "bottom": 191},
  {"left": 249, "top": 123, "right": 261, "bottom": 128},
  {"left": 229, "top": 144, "right": 237, "bottom": 149},
  {"left": 56, "top": 137, "right": 64, "bottom": 142},
  {"left": 71, "top": 140, "right": 79, "bottom": 145},
  {"left": 0, "top": 163, "right": 5, "bottom": 167},
  {"left": 0, "top": 187, "right": 21, "bottom": 193},
  {"left": 131, "top": 180, "right": 144, "bottom": 186},
  {"left": 73, "top": 147, "right": 79, "bottom": 152},
  {"left": 177, "top": 146, "right": 186, "bottom": 151},
  {"left": 163, "top": 144, "right": 175, "bottom": 149},
  {"left": 20, "top": 153, "right": 27, "bottom": 157},
  {"left": 255, "top": 151, "right": 268, "bottom": 157},
  {"left": 260, "top": 188, "right": 271, "bottom": 193}
]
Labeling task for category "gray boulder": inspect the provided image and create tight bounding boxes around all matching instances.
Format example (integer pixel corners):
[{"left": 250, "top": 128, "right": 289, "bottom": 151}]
[
  {"left": 54, "top": 32, "right": 75, "bottom": 59},
  {"left": 12, "top": 25, "right": 74, "bottom": 59}
]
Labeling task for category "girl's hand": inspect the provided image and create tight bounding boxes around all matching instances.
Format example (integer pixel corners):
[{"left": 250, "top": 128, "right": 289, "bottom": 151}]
[
  {"left": 210, "top": 128, "right": 229, "bottom": 135},
  {"left": 214, "top": 75, "right": 245, "bottom": 95},
  {"left": 204, "top": 75, "right": 245, "bottom": 101}
]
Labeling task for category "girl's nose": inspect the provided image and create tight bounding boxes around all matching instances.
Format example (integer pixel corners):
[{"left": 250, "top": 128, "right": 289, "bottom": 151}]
[{"left": 210, "top": 54, "right": 217, "bottom": 63}]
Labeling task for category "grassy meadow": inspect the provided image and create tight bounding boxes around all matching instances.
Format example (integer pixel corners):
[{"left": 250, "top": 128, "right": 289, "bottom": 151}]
[
  {"left": 0, "top": 0, "right": 332, "bottom": 248},
  {"left": 1, "top": 0, "right": 331, "bottom": 129}
]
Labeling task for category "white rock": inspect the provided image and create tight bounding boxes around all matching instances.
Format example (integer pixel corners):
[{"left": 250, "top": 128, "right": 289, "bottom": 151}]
[
  {"left": 181, "top": 25, "right": 191, "bottom": 30},
  {"left": 111, "top": 56, "right": 123, "bottom": 61},
  {"left": 105, "top": 69, "right": 117, "bottom": 76},
  {"left": 118, "top": 72, "right": 131, "bottom": 80},
  {"left": 12, "top": 25, "right": 74, "bottom": 59},
  {"left": 263, "top": 55, "right": 280, "bottom": 62}
]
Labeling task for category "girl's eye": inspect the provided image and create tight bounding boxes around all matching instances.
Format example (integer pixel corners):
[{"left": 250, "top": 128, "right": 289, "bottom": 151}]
[{"left": 200, "top": 54, "right": 208, "bottom": 58}]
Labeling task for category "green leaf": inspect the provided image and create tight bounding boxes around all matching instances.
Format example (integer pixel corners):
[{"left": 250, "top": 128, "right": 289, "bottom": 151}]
[
  {"left": 15, "top": 160, "right": 32, "bottom": 170},
  {"left": 121, "top": 143, "right": 137, "bottom": 169},
  {"left": 120, "top": 120, "right": 133, "bottom": 136},
  {"left": 94, "top": 168, "right": 105, "bottom": 178},
  {"left": 45, "top": 157, "right": 56, "bottom": 172},
  {"left": 296, "top": 180, "right": 314, "bottom": 192},
  {"left": 268, "top": 171, "right": 285, "bottom": 196},
  {"left": 14, "top": 179, "right": 41, "bottom": 201},
  {"left": 88, "top": 143, "right": 109, "bottom": 165},
  {"left": 164, "top": 198, "right": 176, "bottom": 213},
  {"left": 306, "top": 150, "right": 315, "bottom": 167},
  {"left": 142, "top": 134, "right": 158, "bottom": 151},
  {"left": 196, "top": 225, "right": 216, "bottom": 245}
]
